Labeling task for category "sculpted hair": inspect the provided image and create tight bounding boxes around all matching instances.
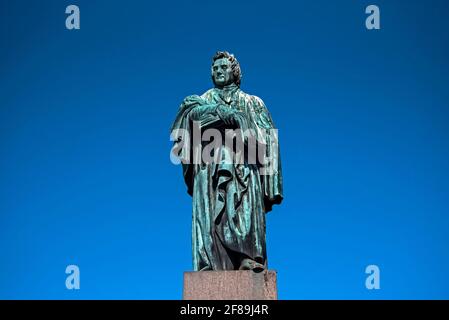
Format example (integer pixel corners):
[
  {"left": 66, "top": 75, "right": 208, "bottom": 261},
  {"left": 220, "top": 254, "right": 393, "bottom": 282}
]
[{"left": 211, "top": 51, "right": 242, "bottom": 87}]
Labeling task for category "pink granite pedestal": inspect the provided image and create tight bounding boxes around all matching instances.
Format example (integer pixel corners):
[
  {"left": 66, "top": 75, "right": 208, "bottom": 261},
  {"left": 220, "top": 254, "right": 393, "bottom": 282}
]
[{"left": 183, "top": 270, "right": 277, "bottom": 300}]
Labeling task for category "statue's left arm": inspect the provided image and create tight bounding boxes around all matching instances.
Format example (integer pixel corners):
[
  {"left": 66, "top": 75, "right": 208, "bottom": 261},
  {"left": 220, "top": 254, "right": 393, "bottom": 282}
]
[{"left": 250, "top": 96, "right": 284, "bottom": 212}]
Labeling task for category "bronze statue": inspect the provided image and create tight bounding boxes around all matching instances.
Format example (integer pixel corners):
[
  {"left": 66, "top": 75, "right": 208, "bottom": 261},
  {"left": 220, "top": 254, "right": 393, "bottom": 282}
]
[{"left": 171, "top": 51, "right": 283, "bottom": 272}]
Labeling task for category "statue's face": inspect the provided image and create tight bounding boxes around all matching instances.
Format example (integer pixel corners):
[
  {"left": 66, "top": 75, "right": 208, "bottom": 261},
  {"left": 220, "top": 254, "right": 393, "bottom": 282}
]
[{"left": 212, "top": 58, "right": 234, "bottom": 87}]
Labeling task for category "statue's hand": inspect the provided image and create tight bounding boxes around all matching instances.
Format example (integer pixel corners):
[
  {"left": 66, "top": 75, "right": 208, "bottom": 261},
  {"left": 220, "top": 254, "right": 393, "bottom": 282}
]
[
  {"left": 189, "top": 105, "right": 205, "bottom": 121},
  {"left": 216, "top": 104, "right": 236, "bottom": 127},
  {"left": 183, "top": 95, "right": 206, "bottom": 107},
  {"left": 189, "top": 104, "right": 216, "bottom": 121}
]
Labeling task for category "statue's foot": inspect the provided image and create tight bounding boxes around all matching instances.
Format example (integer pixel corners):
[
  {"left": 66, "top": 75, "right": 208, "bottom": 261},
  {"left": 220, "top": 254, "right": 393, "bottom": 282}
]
[{"left": 239, "top": 258, "right": 265, "bottom": 273}]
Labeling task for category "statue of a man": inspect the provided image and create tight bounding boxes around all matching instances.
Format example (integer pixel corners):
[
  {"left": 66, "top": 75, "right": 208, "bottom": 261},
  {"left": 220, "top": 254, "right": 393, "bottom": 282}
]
[{"left": 171, "top": 51, "right": 283, "bottom": 272}]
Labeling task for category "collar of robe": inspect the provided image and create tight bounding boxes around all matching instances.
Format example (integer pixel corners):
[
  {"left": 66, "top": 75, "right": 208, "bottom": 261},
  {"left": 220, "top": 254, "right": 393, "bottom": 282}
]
[{"left": 216, "top": 83, "right": 239, "bottom": 105}]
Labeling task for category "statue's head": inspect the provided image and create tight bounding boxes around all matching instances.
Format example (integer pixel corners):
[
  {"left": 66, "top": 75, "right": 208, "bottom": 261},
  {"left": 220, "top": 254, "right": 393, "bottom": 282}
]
[{"left": 211, "top": 51, "right": 241, "bottom": 88}]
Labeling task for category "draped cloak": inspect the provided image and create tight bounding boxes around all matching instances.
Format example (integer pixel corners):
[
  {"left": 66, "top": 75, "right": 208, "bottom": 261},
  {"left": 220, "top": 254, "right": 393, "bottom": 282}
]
[{"left": 171, "top": 85, "right": 283, "bottom": 271}]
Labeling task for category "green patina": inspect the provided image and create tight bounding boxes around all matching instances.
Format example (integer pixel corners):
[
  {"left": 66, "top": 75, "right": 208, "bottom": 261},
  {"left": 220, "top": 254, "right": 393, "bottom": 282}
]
[{"left": 171, "top": 51, "right": 283, "bottom": 272}]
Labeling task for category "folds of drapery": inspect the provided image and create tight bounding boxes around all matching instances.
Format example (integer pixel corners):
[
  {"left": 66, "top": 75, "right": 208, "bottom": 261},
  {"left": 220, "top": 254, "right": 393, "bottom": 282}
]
[{"left": 170, "top": 91, "right": 283, "bottom": 213}]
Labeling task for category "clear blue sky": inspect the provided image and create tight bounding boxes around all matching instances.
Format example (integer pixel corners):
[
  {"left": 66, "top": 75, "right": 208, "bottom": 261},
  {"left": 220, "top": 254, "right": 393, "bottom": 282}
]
[{"left": 1, "top": 0, "right": 449, "bottom": 299}]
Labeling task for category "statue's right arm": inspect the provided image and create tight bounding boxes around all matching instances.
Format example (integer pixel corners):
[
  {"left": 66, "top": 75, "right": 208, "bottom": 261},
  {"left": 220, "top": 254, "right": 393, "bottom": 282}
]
[{"left": 182, "top": 91, "right": 221, "bottom": 124}]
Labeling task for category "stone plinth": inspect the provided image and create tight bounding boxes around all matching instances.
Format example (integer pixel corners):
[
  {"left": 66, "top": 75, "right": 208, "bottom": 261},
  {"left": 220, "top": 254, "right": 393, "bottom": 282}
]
[{"left": 183, "top": 270, "right": 277, "bottom": 300}]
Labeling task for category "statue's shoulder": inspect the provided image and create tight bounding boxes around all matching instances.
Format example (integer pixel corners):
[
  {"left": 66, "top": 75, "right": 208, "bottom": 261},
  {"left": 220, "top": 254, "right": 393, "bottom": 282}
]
[
  {"left": 237, "top": 90, "right": 268, "bottom": 113},
  {"left": 251, "top": 95, "right": 266, "bottom": 108},
  {"left": 200, "top": 88, "right": 216, "bottom": 100}
]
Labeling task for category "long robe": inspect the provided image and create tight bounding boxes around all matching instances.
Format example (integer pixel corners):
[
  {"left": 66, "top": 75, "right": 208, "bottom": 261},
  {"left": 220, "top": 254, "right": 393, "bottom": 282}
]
[{"left": 171, "top": 85, "right": 283, "bottom": 271}]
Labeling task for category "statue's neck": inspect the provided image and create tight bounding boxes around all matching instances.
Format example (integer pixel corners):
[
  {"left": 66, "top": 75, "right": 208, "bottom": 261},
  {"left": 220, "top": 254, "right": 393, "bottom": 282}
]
[
  {"left": 215, "top": 83, "right": 238, "bottom": 105},
  {"left": 216, "top": 83, "right": 238, "bottom": 92}
]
